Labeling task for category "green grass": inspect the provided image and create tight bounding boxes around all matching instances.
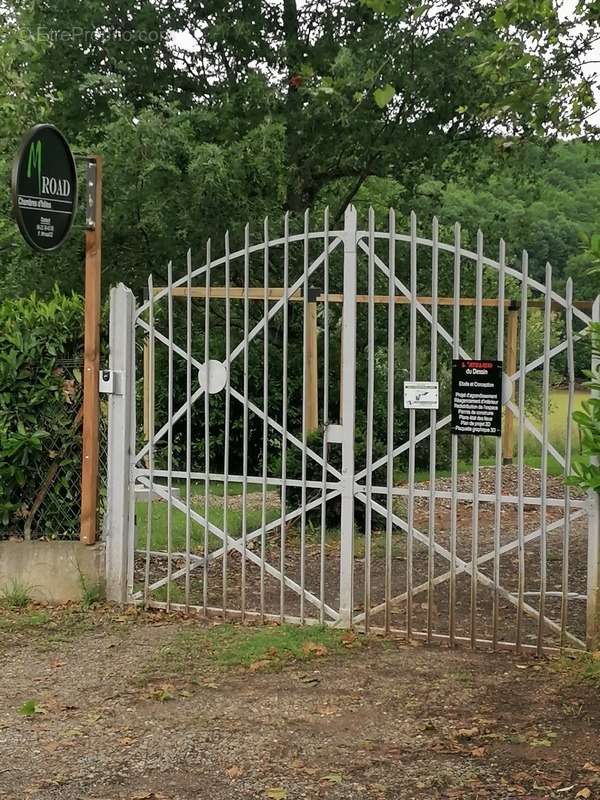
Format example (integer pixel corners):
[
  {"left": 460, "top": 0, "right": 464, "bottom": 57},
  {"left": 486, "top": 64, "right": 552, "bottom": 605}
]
[
  {"left": 554, "top": 652, "right": 600, "bottom": 689},
  {"left": 523, "top": 388, "right": 588, "bottom": 454},
  {"left": 140, "top": 622, "right": 363, "bottom": 685},
  {"left": 0, "top": 580, "right": 31, "bottom": 609},
  {"left": 136, "top": 485, "right": 280, "bottom": 552},
  {"left": 410, "top": 389, "right": 590, "bottom": 482},
  {"left": 0, "top": 609, "right": 51, "bottom": 631}
]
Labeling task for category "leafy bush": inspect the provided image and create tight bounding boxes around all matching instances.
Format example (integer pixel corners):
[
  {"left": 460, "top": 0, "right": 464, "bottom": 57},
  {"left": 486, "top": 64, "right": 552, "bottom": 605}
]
[
  {"left": 0, "top": 290, "right": 84, "bottom": 535},
  {"left": 568, "top": 321, "right": 600, "bottom": 493}
]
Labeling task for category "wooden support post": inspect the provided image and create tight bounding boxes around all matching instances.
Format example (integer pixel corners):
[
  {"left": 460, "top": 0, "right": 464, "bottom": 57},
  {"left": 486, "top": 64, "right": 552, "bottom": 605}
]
[
  {"left": 80, "top": 156, "right": 102, "bottom": 545},
  {"left": 502, "top": 306, "right": 518, "bottom": 465},
  {"left": 306, "top": 294, "right": 319, "bottom": 432}
]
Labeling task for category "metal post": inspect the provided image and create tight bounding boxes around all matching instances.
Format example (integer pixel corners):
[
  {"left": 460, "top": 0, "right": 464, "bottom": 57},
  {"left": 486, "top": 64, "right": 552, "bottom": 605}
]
[
  {"left": 586, "top": 296, "right": 600, "bottom": 649},
  {"left": 338, "top": 205, "right": 358, "bottom": 627},
  {"left": 502, "top": 305, "right": 518, "bottom": 464},
  {"left": 105, "top": 284, "right": 136, "bottom": 603},
  {"left": 306, "top": 290, "right": 319, "bottom": 432}
]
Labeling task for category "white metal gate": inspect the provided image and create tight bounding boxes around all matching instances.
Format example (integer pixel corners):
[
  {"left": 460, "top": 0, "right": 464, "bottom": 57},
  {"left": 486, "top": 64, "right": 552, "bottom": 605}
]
[{"left": 105, "top": 205, "right": 600, "bottom": 654}]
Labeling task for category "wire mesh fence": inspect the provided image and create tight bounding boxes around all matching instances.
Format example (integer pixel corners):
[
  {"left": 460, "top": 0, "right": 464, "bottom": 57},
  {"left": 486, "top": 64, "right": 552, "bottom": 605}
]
[{"left": 2, "top": 358, "right": 108, "bottom": 541}]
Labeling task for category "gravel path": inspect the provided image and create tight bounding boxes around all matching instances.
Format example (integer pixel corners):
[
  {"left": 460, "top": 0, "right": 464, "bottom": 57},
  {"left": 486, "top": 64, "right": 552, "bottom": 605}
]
[{"left": 1, "top": 607, "right": 600, "bottom": 799}]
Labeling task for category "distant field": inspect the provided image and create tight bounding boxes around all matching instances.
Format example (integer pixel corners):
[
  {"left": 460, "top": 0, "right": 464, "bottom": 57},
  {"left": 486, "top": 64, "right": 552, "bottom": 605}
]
[{"left": 521, "top": 387, "right": 589, "bottom": 456}]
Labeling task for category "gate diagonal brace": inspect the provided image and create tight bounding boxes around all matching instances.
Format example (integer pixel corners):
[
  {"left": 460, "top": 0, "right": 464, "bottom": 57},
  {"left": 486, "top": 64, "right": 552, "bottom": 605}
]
[
  {"left": 359, "top": 239, "right": 583, "bottom": 437},
  {"left": 134, "top": 476, "right": 341, "bottom": 621},
  {"left": 137, "top": 481, "right": 342, "bottom": 582},
  {"left": 356, "top": 414, "right": 452, "bottom": 483},
  {"left": 358, "top": 240, "right": 472, "bottom": 361},
  {"left": 354, "top": 507, "right": 585, "bottom": 616},
  {"left": 353, "top": 491, "right": 585, "bottom": 649},
  {"left": 135, "top": 239, "right": 341, "bottom": 466}
]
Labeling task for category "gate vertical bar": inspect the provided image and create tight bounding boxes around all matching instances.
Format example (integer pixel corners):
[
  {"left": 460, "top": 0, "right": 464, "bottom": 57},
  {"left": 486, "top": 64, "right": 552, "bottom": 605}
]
[
  {"left": 185, "top": 253, "right": 192, "bottom": 610},
  {"left": 449, "top": 223, "right": 461, "bottom": 646},
  {"left": 384, "top": 209, "right": 396, "bottom": 634},
  {"left": 260, "top": 218, "right": 270, "bottom": 622},
  {"left": 516, "top": 252, "right": 529, "bottom": 652},
  {"left": 561, "top": 277, "right": 574, "bottom": 648},
  {"left": 427, "top": 217, "right": 439, "bottom": 643},
  {"left": 537, "top": 264, "right": 552, "bottom": 654},
  {"left": 319, "top": 208, "right": 330, "bottom": 623},
  {"left": 143, "top": 276, "right": 155, "bottom": 603},
  {"left": 586, "top": 296, "right": 600, "bottom": 649},
  {"left": 470, "top": 230, "right": 483, "bottom": 648},
  {"left": 492, "top": 241, "right": 506, "bottom": 649},
  {"left": 364, "top": 207, "right": 376, "bottom": 632},
  {"left": 106, "top": 284, "right": 135, "bottom": 603},
  {"left": 406, "top": 211, "right": 418, "bottom": 639},
  {"left": 203, "top": 241, "right": 212, "bottom": 613},
  {"left": 166, "top": 262, "right": 174, "bottom": 611},
  {"left": 280, "top": 213, "right": 290, "bottom": 621},
  {"left": 300, "top": 211, "right": 310, "bottom": 623},
  {"left": 223, "top": 233, "right": 231, "bottom": 616},
  {"left": 241, "top": 226, "right": 250, "bottom": 621},
  {"left": 339, "top": 205, "right": 358, "bottom": 628}
]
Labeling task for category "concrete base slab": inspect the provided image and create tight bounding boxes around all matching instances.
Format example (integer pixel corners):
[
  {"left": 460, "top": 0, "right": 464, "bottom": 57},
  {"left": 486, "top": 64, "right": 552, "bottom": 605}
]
[{"left": 0, "top": 541, "right": 105, "bottom": 604}]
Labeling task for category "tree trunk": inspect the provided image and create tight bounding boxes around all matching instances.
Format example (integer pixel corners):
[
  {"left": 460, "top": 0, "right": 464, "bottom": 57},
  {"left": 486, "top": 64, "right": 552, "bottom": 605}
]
[{"left": 283, "top": 0, "right": 303, "bottom": 212}]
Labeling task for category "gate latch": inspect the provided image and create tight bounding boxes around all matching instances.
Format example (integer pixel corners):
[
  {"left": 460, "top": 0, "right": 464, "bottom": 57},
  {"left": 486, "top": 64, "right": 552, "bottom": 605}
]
[{"left": 99, "top": 369, "right": 124, "bottom": 395}]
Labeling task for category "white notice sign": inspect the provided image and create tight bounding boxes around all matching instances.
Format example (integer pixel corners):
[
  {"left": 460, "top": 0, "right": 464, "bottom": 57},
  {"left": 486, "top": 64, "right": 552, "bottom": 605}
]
[{"left": 403, "top": 381, "right": 439, "bottom": 410}]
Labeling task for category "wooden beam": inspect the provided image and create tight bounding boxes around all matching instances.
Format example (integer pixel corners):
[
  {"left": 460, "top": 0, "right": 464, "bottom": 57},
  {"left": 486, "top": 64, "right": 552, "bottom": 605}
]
[
  {"left": 153, "top": 287, "right": 593, "bottom": 311},
  {"left": 155, "top": 287, "right": 512, "bottom": 306},
  {"left": 80, "top": 156, "right": 102, "bottom": 545},
  {"left": 502, "top": 308, "right": 519, "bottom": 465}
]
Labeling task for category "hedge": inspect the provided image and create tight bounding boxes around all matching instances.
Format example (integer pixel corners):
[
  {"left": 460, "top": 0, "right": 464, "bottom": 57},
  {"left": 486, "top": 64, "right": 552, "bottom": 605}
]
[{"left": 0, "top": 290, "right": 84, "bottom": 537}]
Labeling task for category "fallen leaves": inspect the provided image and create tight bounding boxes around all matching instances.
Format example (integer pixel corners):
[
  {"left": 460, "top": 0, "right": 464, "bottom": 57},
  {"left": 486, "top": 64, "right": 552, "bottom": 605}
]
[
  {"left": 226, "top": 766, "right": 243, "bottom": 780},
  {"left": 457, "top": 726, "right": 479, "bottom": 739},
  {"left": 576, "top": 789, "right": 592, "bottom": 799},
  {"left": 322, "top": 773, "right": 343, "bottom": 784},
  {"left": 265, "top": 788, "right": 287, "bottom": 800},
  {"left": 149, "top": 684, "right": 174, "bottom": 702},
  {"left": 302, "top": 641, "right": 328, "bottom": 657},
  {"left": 249, "top": 659, "right": 272, "bottom": 672}
]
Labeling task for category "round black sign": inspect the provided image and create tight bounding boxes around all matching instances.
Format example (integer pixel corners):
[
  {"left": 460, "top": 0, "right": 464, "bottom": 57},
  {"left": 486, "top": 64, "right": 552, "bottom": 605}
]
[{"left": 11, "top": 124, "right": 78, "bottom": 252}]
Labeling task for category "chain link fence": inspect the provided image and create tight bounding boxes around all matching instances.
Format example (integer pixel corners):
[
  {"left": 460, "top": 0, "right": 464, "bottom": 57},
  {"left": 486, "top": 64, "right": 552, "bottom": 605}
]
[{"left": 6, "top": 358, "right": 108, "bottom": 541}]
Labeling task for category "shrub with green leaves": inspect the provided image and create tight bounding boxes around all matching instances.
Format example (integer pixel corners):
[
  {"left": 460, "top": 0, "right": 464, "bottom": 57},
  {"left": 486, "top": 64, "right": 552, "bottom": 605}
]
[
  {"left": 568, "top": 321, "right": 600, "bottom": 493},
  {"left": 0, "top": 290, "right": 84, "bottom": 535}
]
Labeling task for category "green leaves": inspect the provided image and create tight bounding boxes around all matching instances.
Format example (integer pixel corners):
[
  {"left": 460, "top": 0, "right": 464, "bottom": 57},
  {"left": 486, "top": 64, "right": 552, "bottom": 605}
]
[
  {"left": 373, "top": 84, "right": 396, "bottom": 108},
  {"left": 568, "top": 322, "right": 600, "bottom": 494},
  {"left": 18, "top": 699, "right": 47, "bottom": 717},
  {"left": 0, "top": 290, "right": 84, "bottom": 535}
]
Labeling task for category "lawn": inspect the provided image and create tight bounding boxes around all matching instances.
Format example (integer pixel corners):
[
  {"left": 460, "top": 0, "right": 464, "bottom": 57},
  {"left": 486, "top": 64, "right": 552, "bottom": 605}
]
[{"left": 136, "top": 482, "right": 281, "bottom": 553}]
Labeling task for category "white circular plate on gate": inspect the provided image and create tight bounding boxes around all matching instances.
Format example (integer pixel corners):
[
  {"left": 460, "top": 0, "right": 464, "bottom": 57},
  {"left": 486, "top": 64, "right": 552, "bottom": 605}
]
[
  {"left": 502, "top": 372, "right": 513, "bottom": 405},
  {"left": 198, "top": 360, "right": 228, "bottom": 394}
]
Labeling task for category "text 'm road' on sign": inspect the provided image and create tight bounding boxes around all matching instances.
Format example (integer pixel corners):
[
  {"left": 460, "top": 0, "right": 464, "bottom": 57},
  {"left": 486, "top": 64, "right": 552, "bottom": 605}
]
[
  {"left": 451, "top": 359, "right": 503, "bottom": 437},
  {"left": 11, "top": 124, "right": 77, "bottom": 253}
]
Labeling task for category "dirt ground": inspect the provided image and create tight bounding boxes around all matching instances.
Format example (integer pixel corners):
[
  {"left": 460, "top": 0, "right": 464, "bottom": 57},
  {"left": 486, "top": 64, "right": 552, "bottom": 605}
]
[
  {"left": 139, "top": 466, "right": 589, "bottom": 649},
  {"left": 1, "top": 605, "right": 600, "bottom": 800}
]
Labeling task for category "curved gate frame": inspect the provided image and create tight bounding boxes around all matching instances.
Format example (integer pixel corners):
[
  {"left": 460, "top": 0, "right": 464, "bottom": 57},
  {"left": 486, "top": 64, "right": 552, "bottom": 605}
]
[{"left": 105, "top": 205, "right": 600, "bottom": 654}]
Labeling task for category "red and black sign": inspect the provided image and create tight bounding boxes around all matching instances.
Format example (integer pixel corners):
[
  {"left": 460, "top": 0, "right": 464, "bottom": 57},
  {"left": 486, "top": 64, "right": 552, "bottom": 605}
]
[
  {"left": 11, "top": 124, "right": 77, "bottom": 252},
  {"left": 451, "top": 359, "right": 503, "bottom": 437}
]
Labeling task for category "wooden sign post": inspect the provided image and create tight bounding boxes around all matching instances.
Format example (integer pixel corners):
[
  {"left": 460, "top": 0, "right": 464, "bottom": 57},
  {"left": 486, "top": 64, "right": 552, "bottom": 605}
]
[{"left": 80, "top": 157, "right": 103, "bottom": 545}]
